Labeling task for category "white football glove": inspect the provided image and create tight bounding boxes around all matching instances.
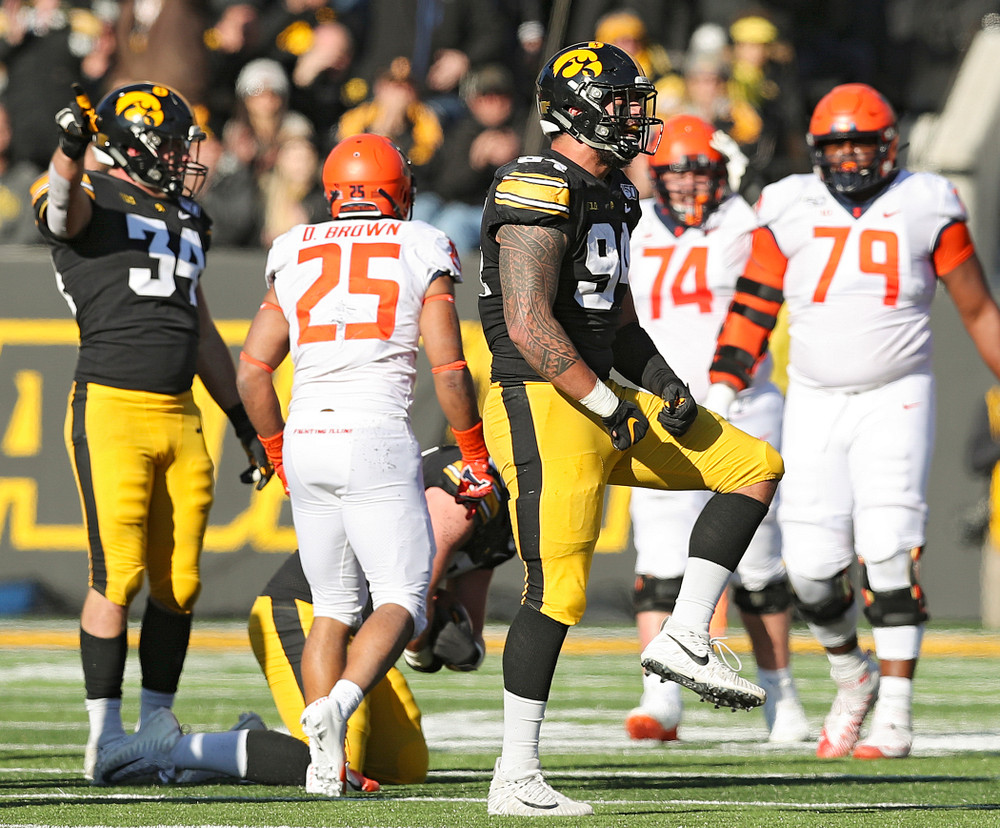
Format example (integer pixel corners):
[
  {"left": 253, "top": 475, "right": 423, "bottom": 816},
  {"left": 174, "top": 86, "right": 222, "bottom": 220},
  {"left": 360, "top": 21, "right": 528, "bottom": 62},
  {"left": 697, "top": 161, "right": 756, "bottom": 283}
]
[{"left": 710, "top": 129, "right": 748, "bottom": 194}]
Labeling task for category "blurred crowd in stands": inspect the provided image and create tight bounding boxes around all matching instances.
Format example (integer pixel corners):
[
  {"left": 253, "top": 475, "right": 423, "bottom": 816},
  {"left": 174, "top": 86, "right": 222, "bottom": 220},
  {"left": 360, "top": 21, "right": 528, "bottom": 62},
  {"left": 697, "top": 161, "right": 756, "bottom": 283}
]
[{"left": 0, "top": 0, "right": 995, "bottom": 251}]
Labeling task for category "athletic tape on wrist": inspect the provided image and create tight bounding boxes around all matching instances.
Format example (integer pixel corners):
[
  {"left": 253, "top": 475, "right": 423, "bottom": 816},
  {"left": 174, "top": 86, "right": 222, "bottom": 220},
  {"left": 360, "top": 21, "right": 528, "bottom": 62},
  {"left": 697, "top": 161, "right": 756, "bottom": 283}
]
[{"left": 578, "top": 380, "right": 619, "bottom": 418}]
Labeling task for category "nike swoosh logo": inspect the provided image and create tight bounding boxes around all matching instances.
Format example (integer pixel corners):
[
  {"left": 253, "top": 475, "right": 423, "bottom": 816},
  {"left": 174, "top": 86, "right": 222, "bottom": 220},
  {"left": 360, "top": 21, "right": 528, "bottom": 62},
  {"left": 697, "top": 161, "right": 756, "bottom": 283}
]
[
  {"left": 903, "top": 402, "right": 921, "bottom": 409},
  {"left": 668, "top": 635, "right": 709, "bottom": 665},
  {"left": 178, "top": 210, "right": 191, "bottom": 220},
  {"left": 516, "top": 797, "right": 558, "bottom": 810},
  {"left": 883, "top": 210, "right": 900, "bottom": 217}
]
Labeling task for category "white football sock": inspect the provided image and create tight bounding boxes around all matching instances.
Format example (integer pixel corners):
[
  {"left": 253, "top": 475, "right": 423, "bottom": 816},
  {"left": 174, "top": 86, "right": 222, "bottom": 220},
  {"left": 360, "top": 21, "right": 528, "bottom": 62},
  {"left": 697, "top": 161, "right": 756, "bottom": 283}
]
[
  {"left": 670, "top": 558, "right": 732, "bottom": 631},
  {"left": 169, "top": 730, "right": 249, "bottom": 778},
  {"left": 85, "top": 697, "right": 126, "bottom": 745},
  {"left": 138, "top": 688, "right": 174, "bottom": 730},
  {"left": 500, "top": 689, "right": 546, "bottom": 778}
]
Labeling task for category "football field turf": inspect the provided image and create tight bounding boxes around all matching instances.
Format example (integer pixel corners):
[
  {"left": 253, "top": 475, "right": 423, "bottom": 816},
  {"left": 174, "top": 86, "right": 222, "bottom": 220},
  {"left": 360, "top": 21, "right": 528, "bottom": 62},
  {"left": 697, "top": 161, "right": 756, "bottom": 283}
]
[{"left": 2, "top": 620, "right": 999, "bottom": 827}]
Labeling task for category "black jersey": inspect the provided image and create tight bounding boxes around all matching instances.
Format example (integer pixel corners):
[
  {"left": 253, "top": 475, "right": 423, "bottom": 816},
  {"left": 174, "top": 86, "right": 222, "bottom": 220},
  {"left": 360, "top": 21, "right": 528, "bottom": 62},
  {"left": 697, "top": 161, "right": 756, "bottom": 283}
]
[
  {"left": 32, "top": 170, "right": 213, "bottom": 394},
  {"left": 260, "top": 445, "right": 514, "bottom": 603},
  {"left": 478, "top": 149, "right": 642, "bottom": 383}
]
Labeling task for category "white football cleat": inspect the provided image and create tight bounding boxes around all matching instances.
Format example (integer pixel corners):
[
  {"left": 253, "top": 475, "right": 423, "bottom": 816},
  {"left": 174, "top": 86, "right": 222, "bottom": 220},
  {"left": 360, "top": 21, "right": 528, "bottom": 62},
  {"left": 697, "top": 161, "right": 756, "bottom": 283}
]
[
  {"left": 624, "top": 707, "right": 679, "bottom": 742},
  {"left": 816, "top": 654, "right": 880, "bottom": 758},
  {"left": 92, "top": 708, "right": 182, "bottom": 786},
  {"left": 301, "top": 697, "right": 346, "bottom": 797},
  {"left": 852, "top": 703, "right": 912, "bottom": 759},
  {"left": 641, "top": 621, "right": 766, "bottom": 711},
  {"left": 487, "top": 758, "right": 593, "bottom": 817},
  {"left": 759, "top": 673, "right": 810, "bottom": 743}
]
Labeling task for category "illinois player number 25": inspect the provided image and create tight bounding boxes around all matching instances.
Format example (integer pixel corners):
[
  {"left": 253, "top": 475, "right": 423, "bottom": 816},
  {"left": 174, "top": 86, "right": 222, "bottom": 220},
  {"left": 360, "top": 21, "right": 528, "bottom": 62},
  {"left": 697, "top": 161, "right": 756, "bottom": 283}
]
[{"left": 295, "top": 241, "right": 402, "bottom": 344}]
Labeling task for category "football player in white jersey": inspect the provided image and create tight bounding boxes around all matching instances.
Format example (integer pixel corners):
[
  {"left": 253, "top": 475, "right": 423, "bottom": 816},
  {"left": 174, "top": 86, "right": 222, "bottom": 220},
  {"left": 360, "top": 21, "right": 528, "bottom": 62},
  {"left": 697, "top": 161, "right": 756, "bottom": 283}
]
[
  {"left": 236, "top": 133, "right": 494, "bottom": 796},
  {"left": 627, "top": 115, "right": 809, "bottom": 745},
  {"left": 709, "top": 84, "right": 1000, "bottom": 759}
]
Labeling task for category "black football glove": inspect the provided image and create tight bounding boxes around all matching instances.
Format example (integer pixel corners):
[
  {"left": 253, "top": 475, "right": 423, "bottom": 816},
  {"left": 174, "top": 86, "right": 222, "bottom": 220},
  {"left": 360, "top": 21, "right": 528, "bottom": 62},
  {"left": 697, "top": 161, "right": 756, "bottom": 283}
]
[
  {"left": 657, "top": 379, "right": 698, "bottom": 437},
  {"left": 55, "top": 83, "right": 100, "bottom": 160},
  {"left": 641, "top": 354, "right": 698, "bottom": 437},
  {"left": 225, "top": 404, "right": 272, "bottom": 490},
  {"left": 601, "top": 397, "right": 649, "bottom": 451}
]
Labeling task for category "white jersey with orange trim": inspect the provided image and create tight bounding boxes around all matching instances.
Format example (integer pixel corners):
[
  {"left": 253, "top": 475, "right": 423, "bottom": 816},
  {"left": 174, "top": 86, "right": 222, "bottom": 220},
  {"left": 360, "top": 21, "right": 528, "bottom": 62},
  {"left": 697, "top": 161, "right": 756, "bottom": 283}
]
[
  {"left": 758, "top": 170, "right": 967, "bottom": 392},
  {"left": 629, "top": 194, "right": 783, "bottom": 588},
  {"left": 629, "top": 194, "right": 771, "bottom": 399},
  {"left": 265, "top": 217, "right": 462, "bottom": 417}
]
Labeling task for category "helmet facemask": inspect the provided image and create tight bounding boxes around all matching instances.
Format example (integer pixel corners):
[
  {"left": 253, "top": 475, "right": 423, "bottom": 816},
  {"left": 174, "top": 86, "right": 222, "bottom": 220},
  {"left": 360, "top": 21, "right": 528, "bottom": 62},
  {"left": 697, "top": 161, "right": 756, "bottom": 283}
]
[
  {"left": 552, "top": 79, "right": 661, "bottom": 161},
  {"left": 111, "top": 125, "right": 208, "bottom": 198},
  {"left": 808, "top": 131, "right": 897, "bottom": 200},
  {"left": 652, "top": 158, "right": 727, "bottom": 226}
]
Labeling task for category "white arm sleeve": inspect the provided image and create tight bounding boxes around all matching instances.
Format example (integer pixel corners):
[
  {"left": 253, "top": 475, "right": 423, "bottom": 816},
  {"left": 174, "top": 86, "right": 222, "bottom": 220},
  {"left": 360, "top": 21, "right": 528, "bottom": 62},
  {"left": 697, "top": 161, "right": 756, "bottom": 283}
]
[{"left": 45, "top": 161, "right": 74, "bottom": 238}]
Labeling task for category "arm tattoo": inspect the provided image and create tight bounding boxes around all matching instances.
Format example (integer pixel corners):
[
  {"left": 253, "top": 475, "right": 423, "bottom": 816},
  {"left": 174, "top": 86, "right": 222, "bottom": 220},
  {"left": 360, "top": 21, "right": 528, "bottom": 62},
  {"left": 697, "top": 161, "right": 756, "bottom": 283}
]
[{"left": 498, "top": 224, "right": 579, "bottom": 380}]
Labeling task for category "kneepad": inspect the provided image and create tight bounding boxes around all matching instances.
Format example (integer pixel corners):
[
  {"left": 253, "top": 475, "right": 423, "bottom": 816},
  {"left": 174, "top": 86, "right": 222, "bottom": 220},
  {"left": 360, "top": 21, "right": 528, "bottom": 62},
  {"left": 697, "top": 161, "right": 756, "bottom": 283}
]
[
  {"left": 632, "top": 575, "right": 682, "bottom": 614},
  {"left": 790, "top": 568, "right": 855, "bottom": 624},
  {"left": 860, "top": 550, "right": 929, "bottom": 627},
  {"left": 733, "top": 577, "right": 793, "bottom": 616}
]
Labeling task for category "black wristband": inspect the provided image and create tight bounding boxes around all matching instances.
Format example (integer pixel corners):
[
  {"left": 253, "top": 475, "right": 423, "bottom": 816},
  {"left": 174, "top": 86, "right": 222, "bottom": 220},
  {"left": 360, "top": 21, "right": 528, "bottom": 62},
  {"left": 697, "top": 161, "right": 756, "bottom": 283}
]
[
  {"left": 225, "top": 403, "right": 256, "bottom": 443},
  {"left": 641, "top": 354, "right": 682, "bottom": 399}
]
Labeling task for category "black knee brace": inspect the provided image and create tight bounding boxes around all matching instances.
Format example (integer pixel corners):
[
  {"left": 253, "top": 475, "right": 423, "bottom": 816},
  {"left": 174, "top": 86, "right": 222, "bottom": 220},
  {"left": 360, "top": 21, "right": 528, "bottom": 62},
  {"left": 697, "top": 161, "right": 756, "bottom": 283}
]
[
  {"left": 790, "top": 568, "right": 855, "bottom": 624},
  {"left": 139, "top": 599, "right": 192, "bottom": 694},
  {"left": 503, "top": 604, "right": 568, "bottom": 701},
  {"left": 632, "top": 575, "right": 683, "bottom": 614},
  {"left": 733, "top": 577, "right": 793, "bottom": 616},
  {"left": 860, "top": 549, "right": 930, "bottom": 627},
  {"left": 245, "top": 730, "right": 311, "bottom": 785},
  {"left": 690, "top": 492, "right": 770, "bottom": 571},
  {"left": 80, "top": 629, "right": 127, "bottom": 699}
]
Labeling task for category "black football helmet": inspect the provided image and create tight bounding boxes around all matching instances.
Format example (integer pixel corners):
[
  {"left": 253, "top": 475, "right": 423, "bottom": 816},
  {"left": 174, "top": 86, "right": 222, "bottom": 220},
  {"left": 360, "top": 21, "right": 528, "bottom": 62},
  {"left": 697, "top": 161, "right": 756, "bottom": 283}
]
[
  {"left": 95, "top": 82, "right": 207, "bottom": 198},
  {"left": 536, "top": 41, "right": 662, "bottom": 162}
]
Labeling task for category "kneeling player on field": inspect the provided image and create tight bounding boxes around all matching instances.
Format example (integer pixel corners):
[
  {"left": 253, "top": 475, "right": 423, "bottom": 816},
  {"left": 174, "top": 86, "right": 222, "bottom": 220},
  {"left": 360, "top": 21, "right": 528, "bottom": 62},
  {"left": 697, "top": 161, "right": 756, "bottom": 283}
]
[{"left": 93, "top": 445, "right": 513, "bottom": 788}]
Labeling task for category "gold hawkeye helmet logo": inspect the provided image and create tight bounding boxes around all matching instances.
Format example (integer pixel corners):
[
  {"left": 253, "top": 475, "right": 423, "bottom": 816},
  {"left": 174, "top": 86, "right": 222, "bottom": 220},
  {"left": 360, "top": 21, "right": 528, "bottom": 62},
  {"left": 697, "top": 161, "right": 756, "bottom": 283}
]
[
  {"left": 552, "top": 46, "right": 603, "bottom": 80},
  {"left": 115, "top": 87, "right": 170, "bottom": 128}
]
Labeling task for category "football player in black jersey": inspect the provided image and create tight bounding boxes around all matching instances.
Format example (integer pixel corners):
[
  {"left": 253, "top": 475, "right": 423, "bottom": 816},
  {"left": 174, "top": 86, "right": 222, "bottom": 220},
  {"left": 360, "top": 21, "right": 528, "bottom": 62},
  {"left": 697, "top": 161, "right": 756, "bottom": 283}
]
[
  {"left": 478, "top": 42, "right": 785, "bottom": 816},
  {"left": 31, "top": 81, "right": 269, "bottom": 786}
]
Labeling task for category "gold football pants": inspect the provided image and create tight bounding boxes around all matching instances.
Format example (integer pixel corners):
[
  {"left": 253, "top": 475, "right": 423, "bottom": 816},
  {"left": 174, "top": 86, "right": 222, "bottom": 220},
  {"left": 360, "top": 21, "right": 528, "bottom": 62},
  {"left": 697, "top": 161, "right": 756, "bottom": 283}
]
[
  {"left": 483, "top": 379, "right": 783, "bottom": 626},
  {"left": 65, "top": 382, "right": 215, "bottom": 613},
  {"left": 248, "top": 594, "right": 429, "bottom": 785}
]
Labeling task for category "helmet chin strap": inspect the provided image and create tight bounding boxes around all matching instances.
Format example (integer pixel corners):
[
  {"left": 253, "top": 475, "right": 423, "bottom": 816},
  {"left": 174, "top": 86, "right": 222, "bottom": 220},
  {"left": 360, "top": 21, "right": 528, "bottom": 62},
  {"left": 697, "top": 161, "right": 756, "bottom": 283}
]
[
  {"left": 377, "top": 187, "right": 407, "bottom": 220},
  {"left": 689, "top": 194, "right": 709, "bottom": 226}
]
